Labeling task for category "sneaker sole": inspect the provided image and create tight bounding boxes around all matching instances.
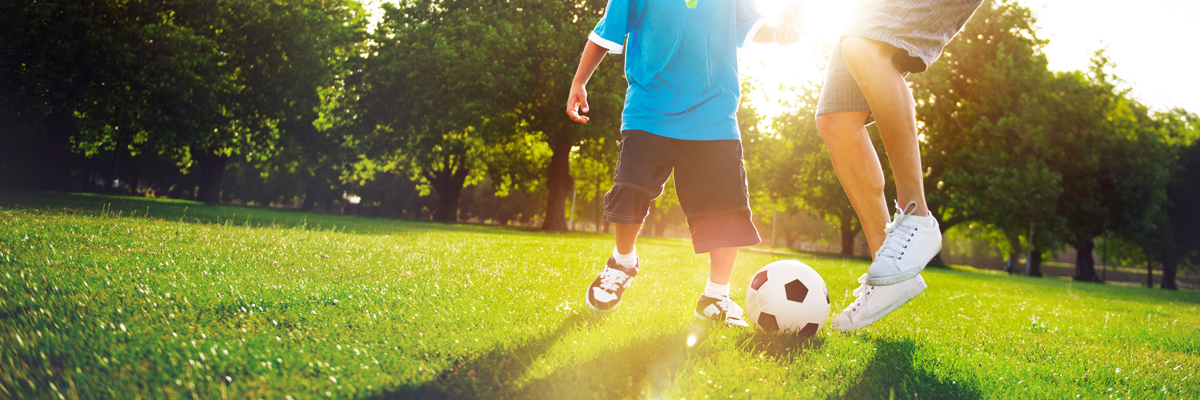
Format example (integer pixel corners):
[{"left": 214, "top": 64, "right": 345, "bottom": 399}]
[
  {"left": 865, "top": 265, "right": 926, "bottom": 286},
  {"left": 585, "top": 291, "right": 617, "bottom": 313},
  {"left": 693, "top": 311, "right": 750, "bottom": 328},
  {"left": 835, "top": 275, "right": 927, "bottom": 332}
]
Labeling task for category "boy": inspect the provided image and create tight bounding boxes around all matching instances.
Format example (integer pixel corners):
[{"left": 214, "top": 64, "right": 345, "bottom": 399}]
[
  {"left": 797, "top": 0, "right": 984, "bottom": 331},
  {"left": 566, "top": 0, "right": 800, "bottom": 326}
]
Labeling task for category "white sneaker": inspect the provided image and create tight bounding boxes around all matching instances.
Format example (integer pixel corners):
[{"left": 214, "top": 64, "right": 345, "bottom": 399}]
[
  {"left": 584, "top": 257, "right": 637, "bottom": 312},
  {"left": 831, "top": 273, "right": 926, "bottom": 332},
  {"left": 866, "top": 201, "right": 942, "bottom": 286},
  {"left": 694, "top": 294, "right": 751, "bottom": 328}
]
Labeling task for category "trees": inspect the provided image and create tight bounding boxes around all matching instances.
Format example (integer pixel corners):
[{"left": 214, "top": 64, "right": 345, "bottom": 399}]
[
  {"left": 1138, "top": 111, "right": 1200, "bottom": 289},
  {"left": 0, "top": 0, "right": 366, "bottom": 204},
  {"left": 1039, "top": 55, "right": 1183, "bottom": 282},
  {"left": 354, "top": 0, "right": 541, "bottom": 221},
  {"left": 910, "top": 0, "right": 1062, "bottom": 265},
  {"left": 507, "top": 0, "right": 625, "bottom": 231}
]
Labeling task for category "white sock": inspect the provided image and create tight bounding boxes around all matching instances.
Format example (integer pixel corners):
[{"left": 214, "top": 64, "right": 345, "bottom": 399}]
[
  {"left": 612, "top": 247, "right": 637, "bottom": 268},
  {"left": 704, "top": 279, "right": 729, "bottom": 298}
]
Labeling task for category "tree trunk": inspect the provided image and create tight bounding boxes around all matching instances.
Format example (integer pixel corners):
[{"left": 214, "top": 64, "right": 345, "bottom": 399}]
[
  {"left": 1006, "top": 233, "right": 1022, "bottom": 274},
  {"left": 1146, "top": 256, "right": 1154, "bottom": 288},
  {"left": 43, "top": 106, "right": 77, "bottom": 191},
  {"left": 1072, "top": 235, "right": 1099, "bottom": 282},
  {"left": 1161, "top": 252, "right": 1179, "bottom": 290},
  {"left": 196, "top": 149, "right": 228, "bottom": 205},
  {"left": 106, "top": 147, "right": 122, "bottom": 193},
  {"left": 839, "top": 217, "right": 856, "bottom": 256},
  {"left": 1028, "top": 249, "right": 1043, "bottom": 277},
  {"left": 429, "top": 163, "right": 470, "bottom": 222},
  {"left": 301, "top": 170, "right": 326, "bottom": 211},
  {"left": 541, "top": 133, "right": 573, "bottom": 231}
]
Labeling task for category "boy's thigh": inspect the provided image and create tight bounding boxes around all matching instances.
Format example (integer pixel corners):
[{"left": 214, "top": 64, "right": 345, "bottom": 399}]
[
  {"left": 673, "top": 139, "right": 760, "bottom": 253},
  {"left": 603, "top": 130, "right": 676, "bottom": 225}
]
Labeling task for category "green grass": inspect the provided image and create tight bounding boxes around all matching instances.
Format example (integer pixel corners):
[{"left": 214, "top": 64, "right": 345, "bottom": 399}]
[{"left": 1, "top": 190, "right": 1197, "bottom": 399}]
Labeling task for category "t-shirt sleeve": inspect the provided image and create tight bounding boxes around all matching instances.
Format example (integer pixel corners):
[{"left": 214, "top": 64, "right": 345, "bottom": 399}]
[
  {"left": 735, "top": 0, "right": 767, "bottom": 48},
  {"left": 590, "top": 0, "right": 638, "bottom": 54}
]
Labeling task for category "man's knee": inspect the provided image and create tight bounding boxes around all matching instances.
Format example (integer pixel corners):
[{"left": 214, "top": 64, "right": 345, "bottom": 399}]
[{"left": 816, "top": 112, "right": 865, "bottom": 143}]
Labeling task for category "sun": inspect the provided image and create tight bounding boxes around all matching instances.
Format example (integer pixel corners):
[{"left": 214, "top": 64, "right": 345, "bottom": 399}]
[{"left": 739, "top": 0, "right": 858, "bottom": 119}]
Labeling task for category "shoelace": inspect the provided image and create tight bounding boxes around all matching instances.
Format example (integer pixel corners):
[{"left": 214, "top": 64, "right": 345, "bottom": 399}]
[
  {"left": 875, "top": 200, "right": 920, "bottom": 261},
  {"left": 598, "top": 267, "right": 630, "bottom": 292},
  {"left": 713, "top": 296, "right": 743, "bottom": 321},
  {"left": 849, "top": 273, "right": 874, "bottom": 312}
]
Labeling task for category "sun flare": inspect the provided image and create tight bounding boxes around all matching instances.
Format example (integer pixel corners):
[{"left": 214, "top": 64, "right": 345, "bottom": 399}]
[{"left": 739, "top": 0, "right": 858, "bottom": 119}]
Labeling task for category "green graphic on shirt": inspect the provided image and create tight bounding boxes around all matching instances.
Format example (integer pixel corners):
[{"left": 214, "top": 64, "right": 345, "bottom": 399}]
[{"left": 685, "top": 0, "right": 698, "bottom": 8}]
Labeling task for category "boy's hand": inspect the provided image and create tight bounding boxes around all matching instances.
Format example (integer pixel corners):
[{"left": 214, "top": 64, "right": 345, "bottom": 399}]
[
  {"left": 567, "top": 84, "right": 590, "bottom": 123},
  {"left": 777, "top": 1, "right": 806, "bottom": 46},
  {"left": 775, "top": 23, "right": 803, "bottom": 46}
]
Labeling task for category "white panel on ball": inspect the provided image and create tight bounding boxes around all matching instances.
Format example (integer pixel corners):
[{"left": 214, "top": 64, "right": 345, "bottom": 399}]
[{"left": 745, "top": 260, "right": 831, "bottom": 335}]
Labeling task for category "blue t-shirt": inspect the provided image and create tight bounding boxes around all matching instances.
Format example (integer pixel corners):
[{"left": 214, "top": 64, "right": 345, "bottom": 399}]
[{"left": 590, "top": 0, "right": 764, "bottom": 141}]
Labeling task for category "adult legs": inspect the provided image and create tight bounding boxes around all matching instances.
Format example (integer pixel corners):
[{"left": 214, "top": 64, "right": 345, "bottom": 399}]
[
  {"left": 839, "top": 36, "right": 929, "bottom": 218},
  {"left": 815, "top": 111, "right": 890, "bottom": 256}
]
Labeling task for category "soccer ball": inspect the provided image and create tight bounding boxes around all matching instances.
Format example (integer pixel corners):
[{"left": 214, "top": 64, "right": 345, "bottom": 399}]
[{"left": 745, "top": 260, "right": 830, "bottom": 336}]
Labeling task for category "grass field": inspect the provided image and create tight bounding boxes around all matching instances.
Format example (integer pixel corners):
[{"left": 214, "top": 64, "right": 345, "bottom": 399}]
[{"left": 1, "top": 190, "right": 1197, "bottom": 399}]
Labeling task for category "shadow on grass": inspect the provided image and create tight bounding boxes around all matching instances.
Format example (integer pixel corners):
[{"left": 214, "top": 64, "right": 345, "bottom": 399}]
[
  {"left": 377, "top": 315, "right": 697, "bottom": 399},
  {"left": 833, "top": 338, "right": 981, "bottom": 400},
  {"left": 736, "top": 330, "right": 827, "bottom": 360}
]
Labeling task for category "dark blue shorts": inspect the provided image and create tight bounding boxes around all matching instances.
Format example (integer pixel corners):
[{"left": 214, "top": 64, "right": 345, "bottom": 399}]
[{"left": 603, "top": 130, "right": 761, "bottom": 253}]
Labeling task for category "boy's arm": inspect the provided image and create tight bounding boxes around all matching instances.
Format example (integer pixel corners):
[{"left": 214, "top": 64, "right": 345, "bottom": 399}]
[
  {"left": 751, "top": 23, "right": 802, "bottom": 45},
  {"left": 566, "top": 40, "right": 608, "bottom": 124}
]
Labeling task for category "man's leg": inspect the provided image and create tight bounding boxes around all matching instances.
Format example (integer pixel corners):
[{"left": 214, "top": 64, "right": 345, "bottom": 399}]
[
  {"left": 815, "top": 111, "right": 890, "bottom": 256},
  {"left": 840, "top": 36, "right": 929, "bottom": 217}
]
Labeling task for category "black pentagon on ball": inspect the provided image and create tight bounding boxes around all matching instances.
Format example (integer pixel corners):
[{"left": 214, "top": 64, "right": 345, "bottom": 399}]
[
  {"left": 824, "top": 288, "right": 830, "bottom": 304},
  {"left": 784, "top": 279, "right": 809, "bottom": 303},
  {"left": 797, "top": 322, "right": 820, "bottom": 337},
  {"left": 757, "top": 312, "right": 779, "bottom": 332},
  {"left": 750, "top": 270, "right": 769, "bottom": 290}
]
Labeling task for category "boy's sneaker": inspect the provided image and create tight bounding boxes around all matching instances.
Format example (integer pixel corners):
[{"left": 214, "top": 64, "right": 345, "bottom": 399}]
[
  {"left": 831, "top": 273, "right": 926, "bottom": 332},
  {"left": 584, "top": 257, "right": 638, "bottom": 312},
  {"left": 694, "top": 294, "right": 750, "bottom": 328},
  {"left": 866, "top": 201, "right": 942, "bottom": 286}
]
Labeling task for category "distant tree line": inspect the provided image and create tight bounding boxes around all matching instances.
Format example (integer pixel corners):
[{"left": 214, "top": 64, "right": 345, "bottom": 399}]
[{"left": 1, "top": 0, "right": 1196, "bottom": 287}]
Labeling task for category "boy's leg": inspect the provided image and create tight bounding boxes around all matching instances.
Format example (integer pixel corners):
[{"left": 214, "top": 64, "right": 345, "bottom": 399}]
[
  {"left": 707, "top": 247, "right": 738, "bottom": 285},
  {"left": 672, "top": 138, "right": 759, "bottom": 327},
  {"left": 615, "top": 223, "right": 641, "bottom": 255},
  {"left": 585, "top": 130, "right": 674, "bottom": 313}
]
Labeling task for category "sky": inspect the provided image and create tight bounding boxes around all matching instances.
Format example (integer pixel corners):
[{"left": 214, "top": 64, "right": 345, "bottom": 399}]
[
  {"left": 365, "top": 0, "right": 1200, "bottom": 118},
  {"left": 740, "top": 0, "right": 1200, "bottom": 118}
]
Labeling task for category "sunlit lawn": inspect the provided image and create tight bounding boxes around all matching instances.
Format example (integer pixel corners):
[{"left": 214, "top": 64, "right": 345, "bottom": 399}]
[{"left": 1, "top": 190, "right": 1197, "bottom": 399}]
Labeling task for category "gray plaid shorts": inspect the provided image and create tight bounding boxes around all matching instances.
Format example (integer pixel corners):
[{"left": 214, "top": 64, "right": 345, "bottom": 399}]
[{"left": 816, "top": 0, "right": 984, "bottom": 123}]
